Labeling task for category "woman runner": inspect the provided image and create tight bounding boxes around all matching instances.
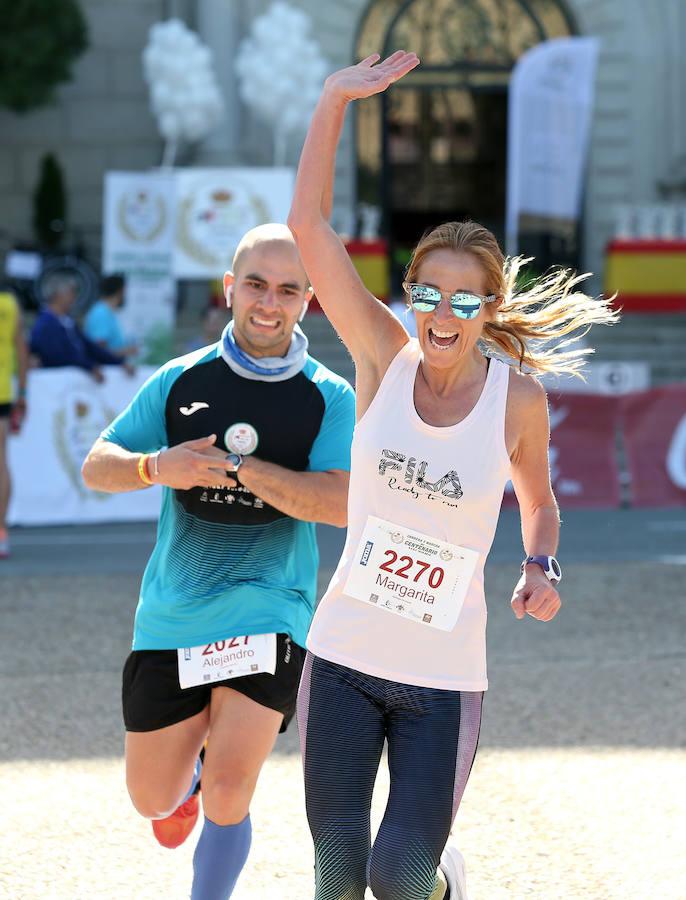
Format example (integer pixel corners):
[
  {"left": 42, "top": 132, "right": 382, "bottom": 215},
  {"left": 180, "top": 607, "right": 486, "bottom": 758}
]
[{"left": 288, "top": 52, "right": 617, "bottom": 900}]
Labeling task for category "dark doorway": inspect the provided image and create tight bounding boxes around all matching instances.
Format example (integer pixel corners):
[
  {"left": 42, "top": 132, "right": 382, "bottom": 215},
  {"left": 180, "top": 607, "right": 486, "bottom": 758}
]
[
  {"left": 386, "top": 86, "right": 508, "bottom": 279},
  {"left": 355, "top": 0, "right": 577, "bottom": 291}
]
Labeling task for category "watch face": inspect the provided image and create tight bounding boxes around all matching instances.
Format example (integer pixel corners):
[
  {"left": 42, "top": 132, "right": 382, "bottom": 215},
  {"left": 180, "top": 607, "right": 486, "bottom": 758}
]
[
  {"left": 524, "top": 556, "right": 561, "bottom": 581},
  {"left": 225, "top": 452, "right": 242, "bottom": 471}
]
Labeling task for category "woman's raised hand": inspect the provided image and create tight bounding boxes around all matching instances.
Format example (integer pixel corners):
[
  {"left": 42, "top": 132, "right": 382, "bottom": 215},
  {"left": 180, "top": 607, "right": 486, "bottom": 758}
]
[{"left": 324, "top": 51, "right": 419, "bottom": 103}]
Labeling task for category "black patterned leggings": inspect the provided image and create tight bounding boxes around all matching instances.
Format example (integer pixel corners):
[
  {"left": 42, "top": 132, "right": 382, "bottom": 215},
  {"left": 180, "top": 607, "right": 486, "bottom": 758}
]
[{"left": 297, "top": 653, "right": 483, "bottom": 900}]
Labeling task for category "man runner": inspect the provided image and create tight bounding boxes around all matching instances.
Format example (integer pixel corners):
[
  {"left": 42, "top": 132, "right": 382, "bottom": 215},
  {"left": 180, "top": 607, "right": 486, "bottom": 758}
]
[{"left": 81, "top": 224, "right": 355, "bottom": 899}]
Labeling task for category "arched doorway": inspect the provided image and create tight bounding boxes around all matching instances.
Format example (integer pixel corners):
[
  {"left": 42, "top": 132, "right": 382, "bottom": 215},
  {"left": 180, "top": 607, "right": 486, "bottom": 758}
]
[{"left": 355, "top": 0, "right": 576, "bottom": 290}]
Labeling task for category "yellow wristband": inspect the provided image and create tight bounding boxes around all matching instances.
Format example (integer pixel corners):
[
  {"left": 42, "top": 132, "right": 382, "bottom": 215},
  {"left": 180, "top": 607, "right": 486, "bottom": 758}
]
[{"left": 137, "top": 453, "right": 153, "bottom": 486}]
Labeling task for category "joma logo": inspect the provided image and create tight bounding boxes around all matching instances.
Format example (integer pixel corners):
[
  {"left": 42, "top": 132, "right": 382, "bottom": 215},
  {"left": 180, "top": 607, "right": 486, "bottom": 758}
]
[{"left": 378, "top": 449, "right": 463, "bottom": 499}]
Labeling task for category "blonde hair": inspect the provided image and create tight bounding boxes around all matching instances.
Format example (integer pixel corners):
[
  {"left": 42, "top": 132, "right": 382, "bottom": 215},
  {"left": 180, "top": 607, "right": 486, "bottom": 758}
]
[{"left": 405, "top": 221, "right": 619, "bottom": 378}]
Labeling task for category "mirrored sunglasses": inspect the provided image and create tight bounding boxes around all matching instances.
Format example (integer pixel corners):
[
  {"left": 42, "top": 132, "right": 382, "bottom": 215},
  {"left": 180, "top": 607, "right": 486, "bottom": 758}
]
[{"left": 403, "top": 282, "right": 498, "bottom": 320}]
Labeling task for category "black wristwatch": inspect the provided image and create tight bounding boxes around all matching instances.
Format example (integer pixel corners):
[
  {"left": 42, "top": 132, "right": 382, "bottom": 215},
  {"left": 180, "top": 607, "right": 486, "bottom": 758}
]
[
  {"left": 225, "top": 452, "right": 243, "bottom": 473},
  {"left": 521, "top": 555, "right": 562, "bottom": 583}
]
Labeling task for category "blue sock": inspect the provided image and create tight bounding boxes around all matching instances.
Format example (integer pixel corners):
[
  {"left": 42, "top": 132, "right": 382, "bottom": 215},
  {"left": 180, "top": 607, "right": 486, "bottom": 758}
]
[
  {"left": 191, "top": 814, "right": 252, "bottom": 900},
  {"left": 182, "top": 756, "right": 203, "bottom": 804}
]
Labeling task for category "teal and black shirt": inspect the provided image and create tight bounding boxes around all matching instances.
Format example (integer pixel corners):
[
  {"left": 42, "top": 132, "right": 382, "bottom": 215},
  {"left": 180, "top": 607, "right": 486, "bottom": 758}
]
[{"left": 102, "top": 343, "right": 356, "bottom": 651}]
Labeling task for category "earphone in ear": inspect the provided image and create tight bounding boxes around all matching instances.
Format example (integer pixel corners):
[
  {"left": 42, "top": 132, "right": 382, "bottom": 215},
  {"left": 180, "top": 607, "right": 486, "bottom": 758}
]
[
  {"left": 298, "top": 303, "right": 307, "bottom": 322},
  {"left": 225, "top": 286, "right": 233, "bottom": 308}
]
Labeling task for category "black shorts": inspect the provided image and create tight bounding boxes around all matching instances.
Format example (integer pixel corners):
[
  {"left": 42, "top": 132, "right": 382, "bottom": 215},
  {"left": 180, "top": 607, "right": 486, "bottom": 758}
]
[
  {"left": 0, "top": 403, "right": 10, "bottom": 418},
  {"left": 122, "top": 633, "right": 305, "bottom": 734}
]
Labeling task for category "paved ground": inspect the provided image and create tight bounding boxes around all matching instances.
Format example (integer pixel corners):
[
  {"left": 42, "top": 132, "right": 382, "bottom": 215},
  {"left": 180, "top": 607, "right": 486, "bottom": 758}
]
[{"left": 1, "top": 510, "right": 685, "bottom": 899}]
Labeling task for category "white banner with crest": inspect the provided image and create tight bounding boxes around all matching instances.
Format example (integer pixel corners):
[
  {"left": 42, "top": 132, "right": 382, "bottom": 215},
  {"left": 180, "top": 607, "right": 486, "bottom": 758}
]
[
  {"left": 103, "top": 171, "right": 175, "bottom": 276},
  {"left": 103, "top": 167, "right": 294, "bottom": 279},
  {"left": 8, "top": 367, "right": 161, "bottom": 526},
  {"left": 102, "top": 171, "right": 177, "bottom": 364},
  {"left": 173, "top": 167, "right": 294, "bottom": 278}
]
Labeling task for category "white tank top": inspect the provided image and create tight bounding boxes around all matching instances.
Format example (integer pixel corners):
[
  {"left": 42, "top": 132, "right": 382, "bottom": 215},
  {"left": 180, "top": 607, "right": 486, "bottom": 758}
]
[{"left": 307, "top": 340, "right": 512, "bottom": 690}]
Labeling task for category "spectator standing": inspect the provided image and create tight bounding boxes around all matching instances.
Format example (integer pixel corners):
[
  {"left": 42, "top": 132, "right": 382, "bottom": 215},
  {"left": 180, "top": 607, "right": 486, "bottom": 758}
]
[
  {"left": 84, "top": 274, "right": 138, "bottom": 360},
  {"left": 0, "top": 291, "right": 29, "bottom": 558},
  {"left": 30, "top": 273, "right": 128, "bottom": 381}
]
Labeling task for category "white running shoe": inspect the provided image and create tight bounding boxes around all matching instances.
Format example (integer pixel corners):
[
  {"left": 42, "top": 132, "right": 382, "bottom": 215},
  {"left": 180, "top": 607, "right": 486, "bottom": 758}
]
[{"left": 440, "top": 845, "right": 469, "bottom": 900}]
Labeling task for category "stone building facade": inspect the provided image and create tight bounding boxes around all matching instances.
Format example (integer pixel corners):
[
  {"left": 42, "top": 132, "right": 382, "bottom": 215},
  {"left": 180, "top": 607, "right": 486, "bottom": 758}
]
[
  {"left": 2, "top": 0, "right": 685, "bottom": 291},
  {"left": 1, "top": 1, "right": 166, "bottom": 251}
]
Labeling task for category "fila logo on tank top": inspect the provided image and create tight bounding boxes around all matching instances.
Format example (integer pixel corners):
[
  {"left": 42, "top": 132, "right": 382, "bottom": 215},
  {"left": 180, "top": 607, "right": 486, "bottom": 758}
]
[
  {"left": 307, "top": 339, "right": 512, "bottom": 692},
  {"left": 378, "top": 449, "right": 463, "bottom": 504}
]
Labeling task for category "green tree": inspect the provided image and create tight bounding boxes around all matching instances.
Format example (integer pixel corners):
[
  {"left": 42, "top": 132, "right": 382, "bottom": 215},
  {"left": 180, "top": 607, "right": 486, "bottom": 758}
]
[
  {"left": 33, "top": 154, "right": 67, "bottom": 248},
  {"left": 0, "top": 0, "right": 88, "bottom": 113}
]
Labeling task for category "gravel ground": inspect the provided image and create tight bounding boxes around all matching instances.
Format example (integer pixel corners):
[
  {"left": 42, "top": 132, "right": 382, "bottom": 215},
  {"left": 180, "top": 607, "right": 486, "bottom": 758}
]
[{"left": 1, "top": 563, "right": 685, "bottom": 899}]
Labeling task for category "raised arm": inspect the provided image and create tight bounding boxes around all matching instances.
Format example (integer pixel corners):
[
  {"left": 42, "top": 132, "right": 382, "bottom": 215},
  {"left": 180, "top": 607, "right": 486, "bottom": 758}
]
[{"left": 288, "top": 52, "right": 419, "bottom": 380}]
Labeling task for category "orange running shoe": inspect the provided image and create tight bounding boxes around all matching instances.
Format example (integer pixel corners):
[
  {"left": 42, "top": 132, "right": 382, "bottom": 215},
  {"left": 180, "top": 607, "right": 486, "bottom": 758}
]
[{"left": 152, "top": 792, "right": 200, "bottom": 849}]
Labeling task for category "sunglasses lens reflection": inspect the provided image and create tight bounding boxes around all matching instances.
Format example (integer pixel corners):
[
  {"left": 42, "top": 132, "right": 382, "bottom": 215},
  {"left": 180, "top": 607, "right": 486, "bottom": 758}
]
[
  {"left": 409, "top": 286, "right": 441, "bottom": 312},
  {"left": 452, "top": 303, "right": 480, "bottom": 320},
  {"left": 408, "top": 286, "right": 484, "bottom": 320},
  {"left": 412, "top": 301, "right": 438, "bottom": 312}
]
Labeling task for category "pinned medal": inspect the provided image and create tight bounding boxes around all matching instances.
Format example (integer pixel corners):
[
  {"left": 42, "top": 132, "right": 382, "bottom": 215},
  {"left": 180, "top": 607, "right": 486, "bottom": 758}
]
[{"left": 224, "top": 422, "right": 259, "bottom": 455}]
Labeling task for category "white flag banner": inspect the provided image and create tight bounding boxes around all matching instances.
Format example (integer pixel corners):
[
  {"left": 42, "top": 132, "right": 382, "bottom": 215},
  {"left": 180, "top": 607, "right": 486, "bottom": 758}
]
[
  {"left": 506, "top": 37, "right": 600, "bottom": 254},
  {"left": 103, "top": 171, "right": 175, "bottom": 276},
  {"left": 173, "top": 167, "right": 294, "bottom": 278},
  {"left": 8, "top": 367, "right": 162, "bottom": 526}
]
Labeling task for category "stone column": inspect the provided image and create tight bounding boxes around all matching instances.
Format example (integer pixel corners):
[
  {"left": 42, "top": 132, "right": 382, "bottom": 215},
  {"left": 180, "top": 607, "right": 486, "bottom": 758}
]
[{"left": 195, "top": 0, "right": 242, "bottom": 165}]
